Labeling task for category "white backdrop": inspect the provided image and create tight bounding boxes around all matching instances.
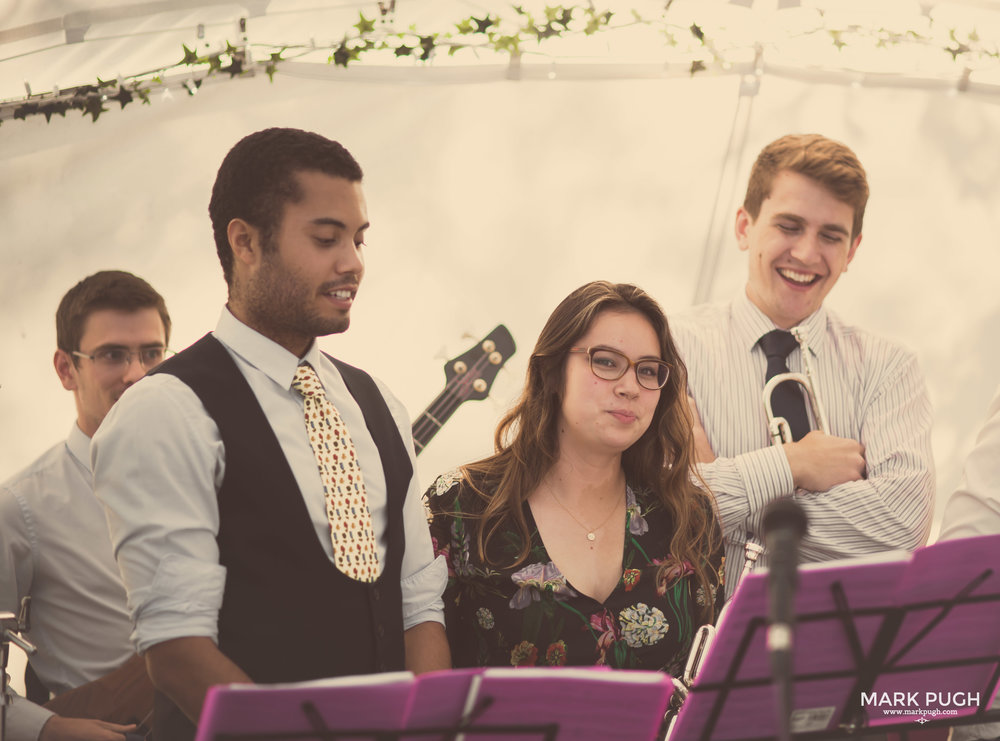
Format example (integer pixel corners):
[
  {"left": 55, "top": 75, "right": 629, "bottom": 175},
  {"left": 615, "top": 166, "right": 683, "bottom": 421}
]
[
  {"left": 3, "top": 12, "right": 1000, "bottom": 694},
  {"left": 3, "top": 69, "right": 999, "bottom": 525}
]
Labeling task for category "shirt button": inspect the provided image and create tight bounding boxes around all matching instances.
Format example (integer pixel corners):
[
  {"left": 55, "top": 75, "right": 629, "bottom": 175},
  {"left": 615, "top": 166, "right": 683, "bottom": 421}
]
[
  {"left": 377, "top": 624, "right": 385, "bottom": 639},
  {"left": 372, "top": 587, "right": 380, "bottom": 601}
]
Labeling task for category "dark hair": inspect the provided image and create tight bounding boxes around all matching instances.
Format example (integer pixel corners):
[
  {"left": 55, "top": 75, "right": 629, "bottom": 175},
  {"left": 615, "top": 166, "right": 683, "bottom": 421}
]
[
  {"left": 56, "top": 270, "right": 171, "bottom": 354},
  {"left": 744, "top": 133, "right": 869, "bottom": 240},
  {"left": 208, "top": 127, "right": 364, "bottom": 284},
  {"left": 462, "top": 281, "right": 720, "bottom": 621}
]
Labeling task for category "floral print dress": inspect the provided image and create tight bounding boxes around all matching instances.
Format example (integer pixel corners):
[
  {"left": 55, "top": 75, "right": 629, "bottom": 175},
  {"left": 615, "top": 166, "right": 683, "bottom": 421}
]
[{"left": 427, "top": 470, "right": 725, "bottom": 676}]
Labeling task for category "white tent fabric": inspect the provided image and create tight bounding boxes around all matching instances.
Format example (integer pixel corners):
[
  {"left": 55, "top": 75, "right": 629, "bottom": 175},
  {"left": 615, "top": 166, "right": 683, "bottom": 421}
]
[
  {"left": 4, "top": 67, "right": 999, "bottom": 522},
  {"left": 3, "top": 0, "right": 1000, "bottom": 518},
  {"left": 2, "top": 0, "right": 1000, "bottom": 691}
]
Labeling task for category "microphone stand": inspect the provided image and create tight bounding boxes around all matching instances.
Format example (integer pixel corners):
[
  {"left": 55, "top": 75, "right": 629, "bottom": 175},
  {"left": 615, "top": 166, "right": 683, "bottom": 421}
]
[
  {"left": 1, "top": 598, "right": 36, "bottom": 741},
  {"left": 763, "top": 499, "right": 807, "bottom": 741}
]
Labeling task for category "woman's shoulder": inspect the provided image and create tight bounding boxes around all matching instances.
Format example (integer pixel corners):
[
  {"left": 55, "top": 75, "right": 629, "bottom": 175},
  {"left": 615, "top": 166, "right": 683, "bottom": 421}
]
[{"left": 425, "top": 467, "right": 492, "bottom": 515}]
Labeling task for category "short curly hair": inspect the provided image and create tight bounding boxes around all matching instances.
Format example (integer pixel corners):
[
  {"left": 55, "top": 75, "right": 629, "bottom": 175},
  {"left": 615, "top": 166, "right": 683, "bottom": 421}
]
[
  {"left": 208, "top": 128, "right": 363, "bottom": 284},
  {"left": 56, "top": 270, "right": 170, "bottom": 355}
]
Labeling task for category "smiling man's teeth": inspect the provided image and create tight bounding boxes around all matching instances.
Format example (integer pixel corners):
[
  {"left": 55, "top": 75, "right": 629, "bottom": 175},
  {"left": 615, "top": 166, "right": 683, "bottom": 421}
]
[
  {"left": 778, "top": 268, "right": 815, "bottom": 285},
  {"left": 329, "top": 289, "right": 352, "bottom": 299}
]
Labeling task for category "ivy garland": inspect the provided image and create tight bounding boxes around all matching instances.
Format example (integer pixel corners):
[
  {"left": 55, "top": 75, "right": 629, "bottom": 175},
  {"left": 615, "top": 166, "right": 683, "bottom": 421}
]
[{"left": 2, "top": 3, "right": 997, "bottom": 126}]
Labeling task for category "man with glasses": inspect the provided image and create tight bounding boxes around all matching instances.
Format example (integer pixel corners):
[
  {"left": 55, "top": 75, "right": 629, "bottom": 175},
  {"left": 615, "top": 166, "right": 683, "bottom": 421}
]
[
  {"left": 672, "top": 134, "right": 935, "bottom": 599},
  {"left": 1, "top": 270, "right": 171, "bottom": 740},
  {"left": 92, "top": 128, "right": 449, "bottom": 741}
]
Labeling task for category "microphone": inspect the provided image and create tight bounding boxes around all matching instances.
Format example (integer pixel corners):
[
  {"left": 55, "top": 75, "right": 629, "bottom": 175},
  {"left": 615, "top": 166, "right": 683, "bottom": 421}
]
[{"left": 763, "top": 497, "right": 808, "bottom": 741}]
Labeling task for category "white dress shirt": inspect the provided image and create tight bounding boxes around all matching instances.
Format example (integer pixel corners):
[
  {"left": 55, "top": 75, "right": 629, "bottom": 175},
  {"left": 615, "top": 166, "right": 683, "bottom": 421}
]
[
  {"left": 92, "top": 308, "right": 446, "bottom": 654},
  {"left": 939, "top": 383, "right": 1000, "bottom": 741},
  {"left": 671, "top": 293, "right": 935, "bottom": 597},
  {"left": 940, "top": 383, "right": 1000, "bottom": 541},
  {"left": 1, "top": 425, "right": 133, "bottom": 740}
]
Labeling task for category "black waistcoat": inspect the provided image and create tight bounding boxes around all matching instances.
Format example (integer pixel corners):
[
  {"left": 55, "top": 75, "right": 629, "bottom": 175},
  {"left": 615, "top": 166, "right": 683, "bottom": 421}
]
[{"left": 148, "top": 334, "right": 410, "bottom": 740}]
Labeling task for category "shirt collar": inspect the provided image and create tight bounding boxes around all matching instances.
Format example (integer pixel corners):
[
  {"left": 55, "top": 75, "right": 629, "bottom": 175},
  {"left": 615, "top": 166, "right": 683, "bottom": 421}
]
[
  {"left": 67, "top": 422, "right": 92, "bottom": 474},
  {"left": 214, "top": 307, "right": 327, "bottom": 391},
  {"left": 733, "top": 290, "right": 828, "bottom": 358}
]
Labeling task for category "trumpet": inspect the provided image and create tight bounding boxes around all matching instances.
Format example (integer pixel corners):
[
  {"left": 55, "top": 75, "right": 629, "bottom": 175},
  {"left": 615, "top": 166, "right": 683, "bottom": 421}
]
[
  {"left": 762, "top": 326, "right": 828, "bottom": 445},
  {"left": 662, "top": 532, "right": 763, "bottom": 738},
  {"left": 666, "top": 328, "right": 827, "bottom": 737}
]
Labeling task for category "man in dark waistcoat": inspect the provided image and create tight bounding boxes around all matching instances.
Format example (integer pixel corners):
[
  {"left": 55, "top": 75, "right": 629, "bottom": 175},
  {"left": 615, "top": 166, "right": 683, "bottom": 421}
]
[{"left": 92, "top": 128, "right": 451, "bottom": 740}]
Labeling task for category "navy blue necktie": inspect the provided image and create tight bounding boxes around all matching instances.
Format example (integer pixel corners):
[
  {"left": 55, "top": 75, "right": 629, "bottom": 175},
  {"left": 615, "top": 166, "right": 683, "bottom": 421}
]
[{"left": 759, "top": 330, "right": 810, "bottom": 442}]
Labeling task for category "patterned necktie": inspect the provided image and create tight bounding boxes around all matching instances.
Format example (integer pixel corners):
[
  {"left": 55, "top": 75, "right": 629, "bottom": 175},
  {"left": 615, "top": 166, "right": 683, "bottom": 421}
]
[
  {"left": 292, "top": 363, "right": 380, "bottom": 582},
  {"left": 759, "top": 329, "right": 811, "bottom": 442}
]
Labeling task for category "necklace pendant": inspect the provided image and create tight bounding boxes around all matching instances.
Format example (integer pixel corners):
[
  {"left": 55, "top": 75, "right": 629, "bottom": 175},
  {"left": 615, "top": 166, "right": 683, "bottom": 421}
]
[{"left": 586, "top": 532, "right": 596, "bottom": 541}]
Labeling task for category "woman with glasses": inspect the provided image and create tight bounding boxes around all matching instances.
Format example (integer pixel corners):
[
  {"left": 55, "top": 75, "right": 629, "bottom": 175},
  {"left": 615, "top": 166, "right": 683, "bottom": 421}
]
[{"left": 426, "top": 281, "right": 724, "bottom": 674}]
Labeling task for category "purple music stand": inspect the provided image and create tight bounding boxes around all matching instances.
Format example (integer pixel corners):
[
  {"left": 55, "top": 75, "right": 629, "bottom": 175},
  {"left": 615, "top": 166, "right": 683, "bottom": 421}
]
[
  {"left": 195, "top": 666, "right": 675, "bottom": 741},
  {"left": 193, "top": 671, "right": 415, "bottom": 741},
  {"left": 669, "top": 533, "right": 1000, "bottom": 740}
]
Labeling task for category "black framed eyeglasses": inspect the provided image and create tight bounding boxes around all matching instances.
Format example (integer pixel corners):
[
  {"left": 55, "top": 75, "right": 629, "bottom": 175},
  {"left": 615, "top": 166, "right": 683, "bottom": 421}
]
[
  {"left": 72, "top": 346, "right": 173, "bottom": 370},
  {"left": 568, "top": 347, "right": 671, "bottom": 390}
]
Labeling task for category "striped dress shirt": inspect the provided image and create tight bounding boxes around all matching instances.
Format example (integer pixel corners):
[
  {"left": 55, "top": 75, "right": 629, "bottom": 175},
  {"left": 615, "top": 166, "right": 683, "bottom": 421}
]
[{"left": 671, "top": 292, "right": 935, "bottom": 598}]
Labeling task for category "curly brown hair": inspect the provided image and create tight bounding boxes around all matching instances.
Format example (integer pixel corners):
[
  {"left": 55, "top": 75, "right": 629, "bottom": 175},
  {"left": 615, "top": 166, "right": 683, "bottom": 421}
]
[
  {"left": 460, "top": 280, "right": 721, "bottom": 621},
  {"left": 209, "top": 127, "right": 363, "bottom": 285}
]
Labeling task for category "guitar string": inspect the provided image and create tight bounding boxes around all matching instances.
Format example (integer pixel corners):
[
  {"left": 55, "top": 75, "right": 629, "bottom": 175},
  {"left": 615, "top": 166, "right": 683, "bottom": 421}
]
[
  {"left": 412, "top": 341, "right": 508, "bottom": 445},
  {"left": 413, "top": 348, "right": 496, "bottom": 439}
]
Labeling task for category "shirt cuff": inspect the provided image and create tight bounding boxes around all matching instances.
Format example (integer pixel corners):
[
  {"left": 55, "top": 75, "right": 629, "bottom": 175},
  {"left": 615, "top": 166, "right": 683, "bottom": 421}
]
[
  {"left": 3, "top": 693, "right": 54, "bottom": 741},
  {"left": 401, "top": 554, "right": 446, "bottom": 630},
  {"left": 735, "top": 445, "right": 795, "bottom": 514},
  {"left": 131, "top": 554, "right": 226, "bottom": 654}
]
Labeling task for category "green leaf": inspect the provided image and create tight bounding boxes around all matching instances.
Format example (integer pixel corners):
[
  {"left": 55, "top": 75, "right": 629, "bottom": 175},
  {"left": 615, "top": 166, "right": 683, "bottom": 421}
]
[
  {"left": 419, "top": 34, "right": 437, "bottom": 60},
  {"left": 40, "top": 100, "right": 70, "bottom": 121},
  {"left": 180, "top": 44, "right": 199, "bottom": 65},
  {"left": 492, "top": 34, "right": 521, "bottom": 54},
  {"left": 533, "top": 22, "right": 560, "bottom": 41},
  {"left": 110, "top": 87, "right": 133, "bottom": 108},
  {"left": 223, "top": 54, "right": 244, "bottom": 77},
  {"left": 14, "top": 102, "right": 39, "bottom": 120},
  {"left": 355, "top": 12, "right": 376, "bottom": 35},
  {"left": 81, "top": 93, "right": 107, "bottom": 122},
  {"left": 472, "top": 15, "right": 494, "bottom": 34},
  {"left": 331, "top": 42, "right": 352, "bottom": 66}
]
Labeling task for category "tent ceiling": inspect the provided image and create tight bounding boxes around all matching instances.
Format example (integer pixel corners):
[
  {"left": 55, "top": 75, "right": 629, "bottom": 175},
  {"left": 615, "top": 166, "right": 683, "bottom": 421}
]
[{"left": 2, "top": 0, "right": 1000, "bottom": 113}]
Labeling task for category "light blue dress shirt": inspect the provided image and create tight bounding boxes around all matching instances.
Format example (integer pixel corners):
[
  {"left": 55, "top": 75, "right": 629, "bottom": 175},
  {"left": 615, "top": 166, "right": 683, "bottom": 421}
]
[{"left": 92, "top": 308, "right": 445, "bottom": 654}]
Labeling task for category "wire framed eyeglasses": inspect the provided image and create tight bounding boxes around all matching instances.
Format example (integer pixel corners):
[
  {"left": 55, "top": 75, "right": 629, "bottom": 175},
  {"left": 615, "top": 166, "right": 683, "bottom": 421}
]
[
  {"left": 568, "top": 347, "right": 671, "bottom": 390},
  {"left": 72, "top": 346, "right": 173, "bottom": 370}
]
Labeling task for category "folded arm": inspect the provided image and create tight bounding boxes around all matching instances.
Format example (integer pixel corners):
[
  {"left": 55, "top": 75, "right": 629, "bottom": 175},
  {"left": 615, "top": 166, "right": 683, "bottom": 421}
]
[{"left": 696, "top": 351, "right": 934, "bottom": 558}]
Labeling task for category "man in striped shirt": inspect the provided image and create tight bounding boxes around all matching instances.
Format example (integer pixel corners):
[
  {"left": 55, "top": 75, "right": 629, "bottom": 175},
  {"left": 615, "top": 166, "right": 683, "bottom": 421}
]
[{"left": 673, "top": 134, "right": 935, "bottom": 598}]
